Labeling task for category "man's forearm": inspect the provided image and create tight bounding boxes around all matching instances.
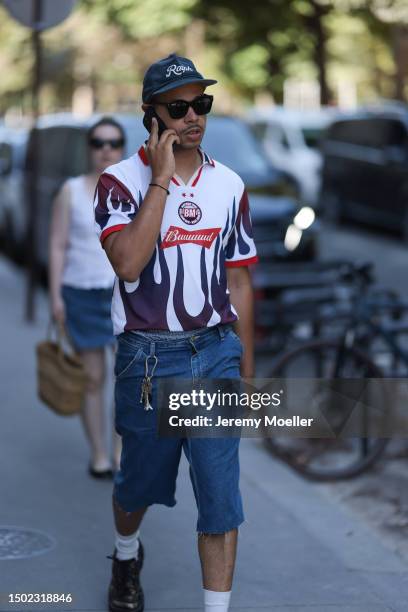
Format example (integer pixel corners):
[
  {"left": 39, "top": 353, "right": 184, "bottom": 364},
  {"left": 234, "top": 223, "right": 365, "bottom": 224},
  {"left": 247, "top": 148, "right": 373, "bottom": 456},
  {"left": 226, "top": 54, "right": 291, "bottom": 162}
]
[
  {"left": 234, "top": 285, "right": 255, "bottom": 377},
  {"left": 102, "top": 122, "right": 179, "bottom": 281},
  {"left": 104, "top": 182, "right": 170, "bottom": 281},
  {"left": 228, "top": 271, "right": 255, "bottom": 377}
]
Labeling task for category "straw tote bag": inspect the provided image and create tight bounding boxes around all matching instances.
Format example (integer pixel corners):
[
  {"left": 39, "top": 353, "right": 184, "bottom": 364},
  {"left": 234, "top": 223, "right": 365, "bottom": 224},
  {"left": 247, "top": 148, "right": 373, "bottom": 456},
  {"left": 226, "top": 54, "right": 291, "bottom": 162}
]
[{"left": 36, "top": 322, "right": 87, "bottom": 416}]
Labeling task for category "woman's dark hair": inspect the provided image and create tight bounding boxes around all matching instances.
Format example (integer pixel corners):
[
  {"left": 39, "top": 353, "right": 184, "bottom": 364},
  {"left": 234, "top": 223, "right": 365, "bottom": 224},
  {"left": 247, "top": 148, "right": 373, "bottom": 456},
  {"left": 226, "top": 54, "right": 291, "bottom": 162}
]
[{"left": 87, "top": 116, "right": 126, "bottom": 145}]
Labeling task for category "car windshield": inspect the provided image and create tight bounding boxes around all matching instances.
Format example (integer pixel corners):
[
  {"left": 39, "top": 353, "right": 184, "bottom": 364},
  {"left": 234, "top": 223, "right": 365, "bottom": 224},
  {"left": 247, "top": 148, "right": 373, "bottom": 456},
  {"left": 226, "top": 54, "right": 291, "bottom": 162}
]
[
  {"left": 202, "top": 118, "right": 271, "bottom": 176},
  {"left": 301, "top": 128, "right": 323, "bottom": 149},
  {"left": 120, "top": 115, "right": 272, "bottom": 179}
]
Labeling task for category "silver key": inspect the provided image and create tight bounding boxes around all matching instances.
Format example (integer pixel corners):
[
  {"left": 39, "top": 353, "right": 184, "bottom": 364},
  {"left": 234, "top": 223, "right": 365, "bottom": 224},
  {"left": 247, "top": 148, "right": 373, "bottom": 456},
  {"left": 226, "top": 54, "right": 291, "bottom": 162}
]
[
  {"left": 140, "top": 376, "right": 153, "bottom": 410},
  {"left": 140, "top": 354, "right": 158, "bottom": 411}
]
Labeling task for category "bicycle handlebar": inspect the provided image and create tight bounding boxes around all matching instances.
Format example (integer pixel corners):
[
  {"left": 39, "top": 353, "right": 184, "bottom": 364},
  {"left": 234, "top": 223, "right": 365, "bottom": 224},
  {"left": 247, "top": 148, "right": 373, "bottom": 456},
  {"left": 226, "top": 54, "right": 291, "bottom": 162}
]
[{"left": 337, "top": 261, "right": 375, "bottom": 286}]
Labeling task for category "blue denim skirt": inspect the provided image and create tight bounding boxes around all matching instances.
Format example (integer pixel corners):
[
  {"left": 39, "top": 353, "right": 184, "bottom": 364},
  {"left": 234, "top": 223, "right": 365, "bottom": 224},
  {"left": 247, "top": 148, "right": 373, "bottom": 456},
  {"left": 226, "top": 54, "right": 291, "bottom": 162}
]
[
  {"left": 62, "top": 285, "right": 114, "bottom": 351},
  {"left": 114, "top": 324, "right": 245, "bottom": 533}
]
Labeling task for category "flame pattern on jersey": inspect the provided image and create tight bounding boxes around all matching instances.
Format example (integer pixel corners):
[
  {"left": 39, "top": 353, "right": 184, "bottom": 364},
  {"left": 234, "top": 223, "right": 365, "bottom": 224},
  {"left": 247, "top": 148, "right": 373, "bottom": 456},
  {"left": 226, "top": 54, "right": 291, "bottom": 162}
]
[{"left": 94, "top": 150, "right": 258, "bottom": 333}]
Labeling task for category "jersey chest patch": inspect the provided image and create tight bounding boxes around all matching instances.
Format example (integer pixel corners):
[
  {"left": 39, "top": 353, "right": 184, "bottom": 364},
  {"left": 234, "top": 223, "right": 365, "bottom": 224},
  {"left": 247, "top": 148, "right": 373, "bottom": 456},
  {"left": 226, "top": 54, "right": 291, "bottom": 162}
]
[
  {"left": 161, "top": 226, "right": 221, "bottom": 249},
  {"left": 178, "top": 200, "right": 202, "bottom": 225}
]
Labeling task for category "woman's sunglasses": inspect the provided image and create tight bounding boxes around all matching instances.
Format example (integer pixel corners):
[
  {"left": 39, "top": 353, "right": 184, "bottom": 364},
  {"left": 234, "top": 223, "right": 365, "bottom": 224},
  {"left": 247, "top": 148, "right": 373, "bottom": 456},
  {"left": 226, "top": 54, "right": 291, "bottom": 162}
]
[
  {"left": 89, "top": 137, "right": 125, "bottom": 150},
  {"left": 153, "top": 94, "right": 213, "bottom": 120}
]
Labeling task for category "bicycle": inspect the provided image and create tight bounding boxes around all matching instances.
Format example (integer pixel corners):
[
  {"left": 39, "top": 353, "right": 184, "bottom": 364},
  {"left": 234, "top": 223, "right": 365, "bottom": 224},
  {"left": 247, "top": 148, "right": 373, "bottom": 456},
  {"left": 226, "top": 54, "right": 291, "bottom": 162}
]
[
  {"left": 254, "top": 259, "right": 366, "bottom": 361},
  {"left": 263, "top": 261, "right": 408, "bottom": 481}
]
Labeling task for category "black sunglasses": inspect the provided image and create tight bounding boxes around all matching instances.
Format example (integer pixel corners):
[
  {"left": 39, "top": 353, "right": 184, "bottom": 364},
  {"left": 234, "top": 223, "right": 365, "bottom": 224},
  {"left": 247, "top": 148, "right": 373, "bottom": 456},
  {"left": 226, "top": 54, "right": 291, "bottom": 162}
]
[
  {"left": 89, "top": 137, "right": 125, "bottom": 150},
  {"left": 153, "top": 94, "right": 213, "bottom": 119}
]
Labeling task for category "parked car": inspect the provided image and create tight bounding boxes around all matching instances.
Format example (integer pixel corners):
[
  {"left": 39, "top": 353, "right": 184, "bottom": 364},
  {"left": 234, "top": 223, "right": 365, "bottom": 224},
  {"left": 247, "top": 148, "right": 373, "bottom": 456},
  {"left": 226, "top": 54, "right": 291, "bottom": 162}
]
[
  {"left": 246, "top": 106, "right": 338, "bottom": 206},
  {"left": 6, "top": 113, "right": 141, "bottom": 268},
  {"left": 0, "top": 127, "right": 28, "bottom": 259},
  {"left": 5, "top": 113, "right": 319, "bottom": 273},
  {"left": 319, "top": 106, "right": 408, "bottom": 239},
  {"left": 201, "top": 116, "right": 318, "bottom": 265}
]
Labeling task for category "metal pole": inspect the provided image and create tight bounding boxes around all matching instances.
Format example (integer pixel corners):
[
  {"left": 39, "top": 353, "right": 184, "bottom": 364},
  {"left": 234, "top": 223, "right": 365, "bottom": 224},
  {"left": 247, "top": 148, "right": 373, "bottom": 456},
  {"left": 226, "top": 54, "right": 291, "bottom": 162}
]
[{"left": 25, "top": 0, "right": 43, "bottom": 321}]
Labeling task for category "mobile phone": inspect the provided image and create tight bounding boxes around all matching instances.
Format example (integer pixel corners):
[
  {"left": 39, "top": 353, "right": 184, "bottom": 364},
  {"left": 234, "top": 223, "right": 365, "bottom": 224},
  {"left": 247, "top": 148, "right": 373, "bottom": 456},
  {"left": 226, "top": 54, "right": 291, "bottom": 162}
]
[{"left": 143, "top": 107, "right": 168, "bottom": 138}]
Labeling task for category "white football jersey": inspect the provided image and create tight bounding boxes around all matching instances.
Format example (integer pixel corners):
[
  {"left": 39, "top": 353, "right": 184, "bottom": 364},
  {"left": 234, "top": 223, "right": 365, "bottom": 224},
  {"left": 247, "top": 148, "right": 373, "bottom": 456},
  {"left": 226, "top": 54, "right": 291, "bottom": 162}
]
[{"left": 94, "top": 146, "right": 258, "bottom": 334}]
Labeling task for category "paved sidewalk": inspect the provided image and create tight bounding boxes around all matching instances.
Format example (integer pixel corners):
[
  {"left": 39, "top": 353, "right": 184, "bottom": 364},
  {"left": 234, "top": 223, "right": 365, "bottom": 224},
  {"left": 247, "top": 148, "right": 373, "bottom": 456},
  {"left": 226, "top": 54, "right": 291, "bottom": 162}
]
[{"left": 1, "top": 257, "right": 408, "bottom": 612}]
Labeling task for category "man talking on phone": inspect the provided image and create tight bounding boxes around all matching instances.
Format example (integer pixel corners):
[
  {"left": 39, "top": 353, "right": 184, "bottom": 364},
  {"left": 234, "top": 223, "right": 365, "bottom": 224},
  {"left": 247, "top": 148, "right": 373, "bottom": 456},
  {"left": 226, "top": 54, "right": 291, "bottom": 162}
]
[{"left": 94, "top": 53, "right": 258, "bottom": 612}]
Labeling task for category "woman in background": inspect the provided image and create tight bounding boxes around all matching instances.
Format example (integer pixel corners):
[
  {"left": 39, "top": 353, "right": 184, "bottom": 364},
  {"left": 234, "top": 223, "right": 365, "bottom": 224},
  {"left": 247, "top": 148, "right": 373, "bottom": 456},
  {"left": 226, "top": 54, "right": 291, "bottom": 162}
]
[{"left": 49, "top": 117, "right": 125, "bottom": 478}]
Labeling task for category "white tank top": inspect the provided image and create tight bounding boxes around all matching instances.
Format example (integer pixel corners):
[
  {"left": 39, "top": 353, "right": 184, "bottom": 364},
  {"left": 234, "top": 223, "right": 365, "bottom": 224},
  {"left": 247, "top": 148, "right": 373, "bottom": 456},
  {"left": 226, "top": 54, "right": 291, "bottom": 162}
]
[{"left": 62, "top": 176, "right": 115, "bottom": 289}]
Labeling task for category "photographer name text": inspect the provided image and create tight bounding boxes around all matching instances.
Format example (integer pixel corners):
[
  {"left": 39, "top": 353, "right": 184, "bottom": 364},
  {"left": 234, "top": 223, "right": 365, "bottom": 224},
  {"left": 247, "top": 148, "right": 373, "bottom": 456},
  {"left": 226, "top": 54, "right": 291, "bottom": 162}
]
[{"left": 168, "top": 415, "right": 314, "bottom": 429}]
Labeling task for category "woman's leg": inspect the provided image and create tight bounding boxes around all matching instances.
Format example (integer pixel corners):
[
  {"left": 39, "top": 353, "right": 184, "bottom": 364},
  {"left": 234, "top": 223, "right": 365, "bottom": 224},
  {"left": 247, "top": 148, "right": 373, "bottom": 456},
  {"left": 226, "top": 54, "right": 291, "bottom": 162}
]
[
  {"left": 109, "top": 344, "right": 122, "bottom": 471},
  {"left": 79, "top": 347, "right": 110, "bottom": 470},
  {"left": 112, "top": 429, "right": 122, "bottom": 472}
]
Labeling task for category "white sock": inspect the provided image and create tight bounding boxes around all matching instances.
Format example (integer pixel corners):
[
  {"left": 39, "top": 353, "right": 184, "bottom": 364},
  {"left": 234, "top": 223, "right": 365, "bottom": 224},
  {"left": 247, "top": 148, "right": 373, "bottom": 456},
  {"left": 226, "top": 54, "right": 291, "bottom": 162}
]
[
  {"left": 203, "top": 589, "right": 231, "bottom": 611},
  {"left": 115, "top": 528, "right": 140, "bottom": 561}
]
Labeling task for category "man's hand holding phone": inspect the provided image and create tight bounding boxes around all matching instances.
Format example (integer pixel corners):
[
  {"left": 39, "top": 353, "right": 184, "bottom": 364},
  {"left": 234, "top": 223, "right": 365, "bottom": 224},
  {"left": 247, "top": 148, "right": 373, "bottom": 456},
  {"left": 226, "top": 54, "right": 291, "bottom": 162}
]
[
  {"left": 103, "top": 115, "right": 180, "bottom": 280},
  {"left": 146, "top": 117, "right": 180, "bottom": 186}
]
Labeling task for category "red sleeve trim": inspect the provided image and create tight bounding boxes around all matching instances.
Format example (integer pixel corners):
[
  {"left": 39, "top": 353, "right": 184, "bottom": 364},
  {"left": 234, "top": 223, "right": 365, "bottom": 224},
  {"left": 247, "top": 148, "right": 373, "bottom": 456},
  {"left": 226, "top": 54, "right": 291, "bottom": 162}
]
[
  {"left": 100, "top": 223, "right": 127, "bottom": 245},
  {"left": 225, "top": 255, "right": 259, "bottom": 268}
]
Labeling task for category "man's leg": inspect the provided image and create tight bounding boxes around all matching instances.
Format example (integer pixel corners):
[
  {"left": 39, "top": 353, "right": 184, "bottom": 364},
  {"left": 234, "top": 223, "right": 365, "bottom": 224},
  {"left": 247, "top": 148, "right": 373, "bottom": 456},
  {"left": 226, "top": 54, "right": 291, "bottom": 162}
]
[
  {"left": 194, "top": 326, "right": 243, "bottom": 610},
  {"left": 198, "top": 529, "right": 238, "bottom": 590},
  {"left": 113, "top": 498, "right": 147, "bottom": 561},
  {"left": 109, "top": 499, "right": 147, "bottom": 612},
  {"left": 113, "top": 498, "right": 147, "bottom": 537},
  {"left": 184, "top": 433, "right": 243, "bottom": 612},
  {"left": 199, "top": 530, "right": 238, "bottom": 610}
]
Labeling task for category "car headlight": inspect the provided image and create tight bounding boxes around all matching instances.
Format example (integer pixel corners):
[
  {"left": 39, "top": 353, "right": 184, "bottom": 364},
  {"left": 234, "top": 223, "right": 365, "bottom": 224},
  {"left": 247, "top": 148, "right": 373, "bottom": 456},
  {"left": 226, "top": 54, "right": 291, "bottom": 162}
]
[
  {"left": 284, "top": 225, "right": 302, "bottom": 251},
  {"left": 293, "top": 206, "right": 315, "bottom": 230},
  {"left": 284, "top": 207, "right": 316, "bottom": 251}
]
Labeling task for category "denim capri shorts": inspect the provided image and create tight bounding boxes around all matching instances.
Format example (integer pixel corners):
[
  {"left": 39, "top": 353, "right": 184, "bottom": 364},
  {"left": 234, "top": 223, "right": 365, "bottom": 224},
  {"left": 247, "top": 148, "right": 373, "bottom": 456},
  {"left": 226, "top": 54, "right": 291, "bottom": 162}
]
[
  {"left": 62, "top": 285, "right": 114, "bottom": 351},
  {"left": 113, "top": 323, "right": 245, "bottom": 534}
]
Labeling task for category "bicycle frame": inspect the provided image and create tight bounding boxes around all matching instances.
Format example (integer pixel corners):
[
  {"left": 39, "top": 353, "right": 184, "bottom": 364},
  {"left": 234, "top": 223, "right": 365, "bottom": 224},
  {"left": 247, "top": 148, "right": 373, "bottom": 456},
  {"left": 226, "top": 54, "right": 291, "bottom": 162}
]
[{"left": 338, "top": 299, "right": 408, "bottom": 375}]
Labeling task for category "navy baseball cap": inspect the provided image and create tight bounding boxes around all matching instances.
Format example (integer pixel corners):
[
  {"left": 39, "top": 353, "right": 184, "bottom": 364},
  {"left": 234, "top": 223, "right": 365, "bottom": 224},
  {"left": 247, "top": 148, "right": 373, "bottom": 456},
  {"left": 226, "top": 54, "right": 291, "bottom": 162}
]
[{"left": 142, "top": 53, "right": 217, "bottom": 103}]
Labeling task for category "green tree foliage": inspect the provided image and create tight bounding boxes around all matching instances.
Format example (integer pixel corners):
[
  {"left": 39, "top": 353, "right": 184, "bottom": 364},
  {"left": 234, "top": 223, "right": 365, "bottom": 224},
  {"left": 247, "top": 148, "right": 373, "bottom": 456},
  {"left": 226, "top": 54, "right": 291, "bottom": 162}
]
[
  {"left": 0, "top": 5, "right": 32, "bottom": 112},
  {"left": 194, "top": 0, "right": 408, "bottom": 103},
  {"left": 191, "top": 0, "right": 345, "bottom": 103},
  {"left": 79, "top": 0, "right": 197, "bottom": 39},
  {"left": 1, "top": 0, "right": 407, "bottom": 115}
]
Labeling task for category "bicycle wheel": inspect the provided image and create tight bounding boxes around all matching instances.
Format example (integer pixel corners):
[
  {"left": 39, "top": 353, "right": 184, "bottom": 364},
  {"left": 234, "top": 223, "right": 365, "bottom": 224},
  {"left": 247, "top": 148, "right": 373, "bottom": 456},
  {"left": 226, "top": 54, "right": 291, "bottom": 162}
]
[{"left": 265, "top": 339, "right": 389, "bottom": 481}]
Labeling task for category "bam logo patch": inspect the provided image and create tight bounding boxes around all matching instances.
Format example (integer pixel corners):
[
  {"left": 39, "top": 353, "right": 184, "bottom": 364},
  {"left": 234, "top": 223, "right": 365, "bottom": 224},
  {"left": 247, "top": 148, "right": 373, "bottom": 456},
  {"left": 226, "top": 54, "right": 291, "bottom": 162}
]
[{"left": 178, "top": 201, "right": 202, "bottom": 225}]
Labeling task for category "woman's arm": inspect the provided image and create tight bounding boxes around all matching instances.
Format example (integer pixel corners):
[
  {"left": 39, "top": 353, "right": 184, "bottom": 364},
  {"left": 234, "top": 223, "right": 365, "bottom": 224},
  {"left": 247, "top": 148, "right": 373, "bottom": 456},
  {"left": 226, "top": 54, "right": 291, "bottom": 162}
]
[{"left": 48, "top": 181, "right": 71, "bottom": 323}]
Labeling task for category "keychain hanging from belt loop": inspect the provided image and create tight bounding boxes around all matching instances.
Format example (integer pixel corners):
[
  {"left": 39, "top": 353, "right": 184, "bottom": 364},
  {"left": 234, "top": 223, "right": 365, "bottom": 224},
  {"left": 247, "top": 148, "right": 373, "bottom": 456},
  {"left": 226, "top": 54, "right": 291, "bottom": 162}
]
[{"left": 140, "top": 354, "right": 158, "bottom": 411}]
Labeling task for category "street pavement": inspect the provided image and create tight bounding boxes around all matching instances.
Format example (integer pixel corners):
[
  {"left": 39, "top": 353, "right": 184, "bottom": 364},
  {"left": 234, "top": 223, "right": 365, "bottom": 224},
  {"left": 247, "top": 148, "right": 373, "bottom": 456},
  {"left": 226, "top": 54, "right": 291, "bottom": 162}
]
[{"left": 1, "top": 255, "right": 408, "bottom": 612}]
